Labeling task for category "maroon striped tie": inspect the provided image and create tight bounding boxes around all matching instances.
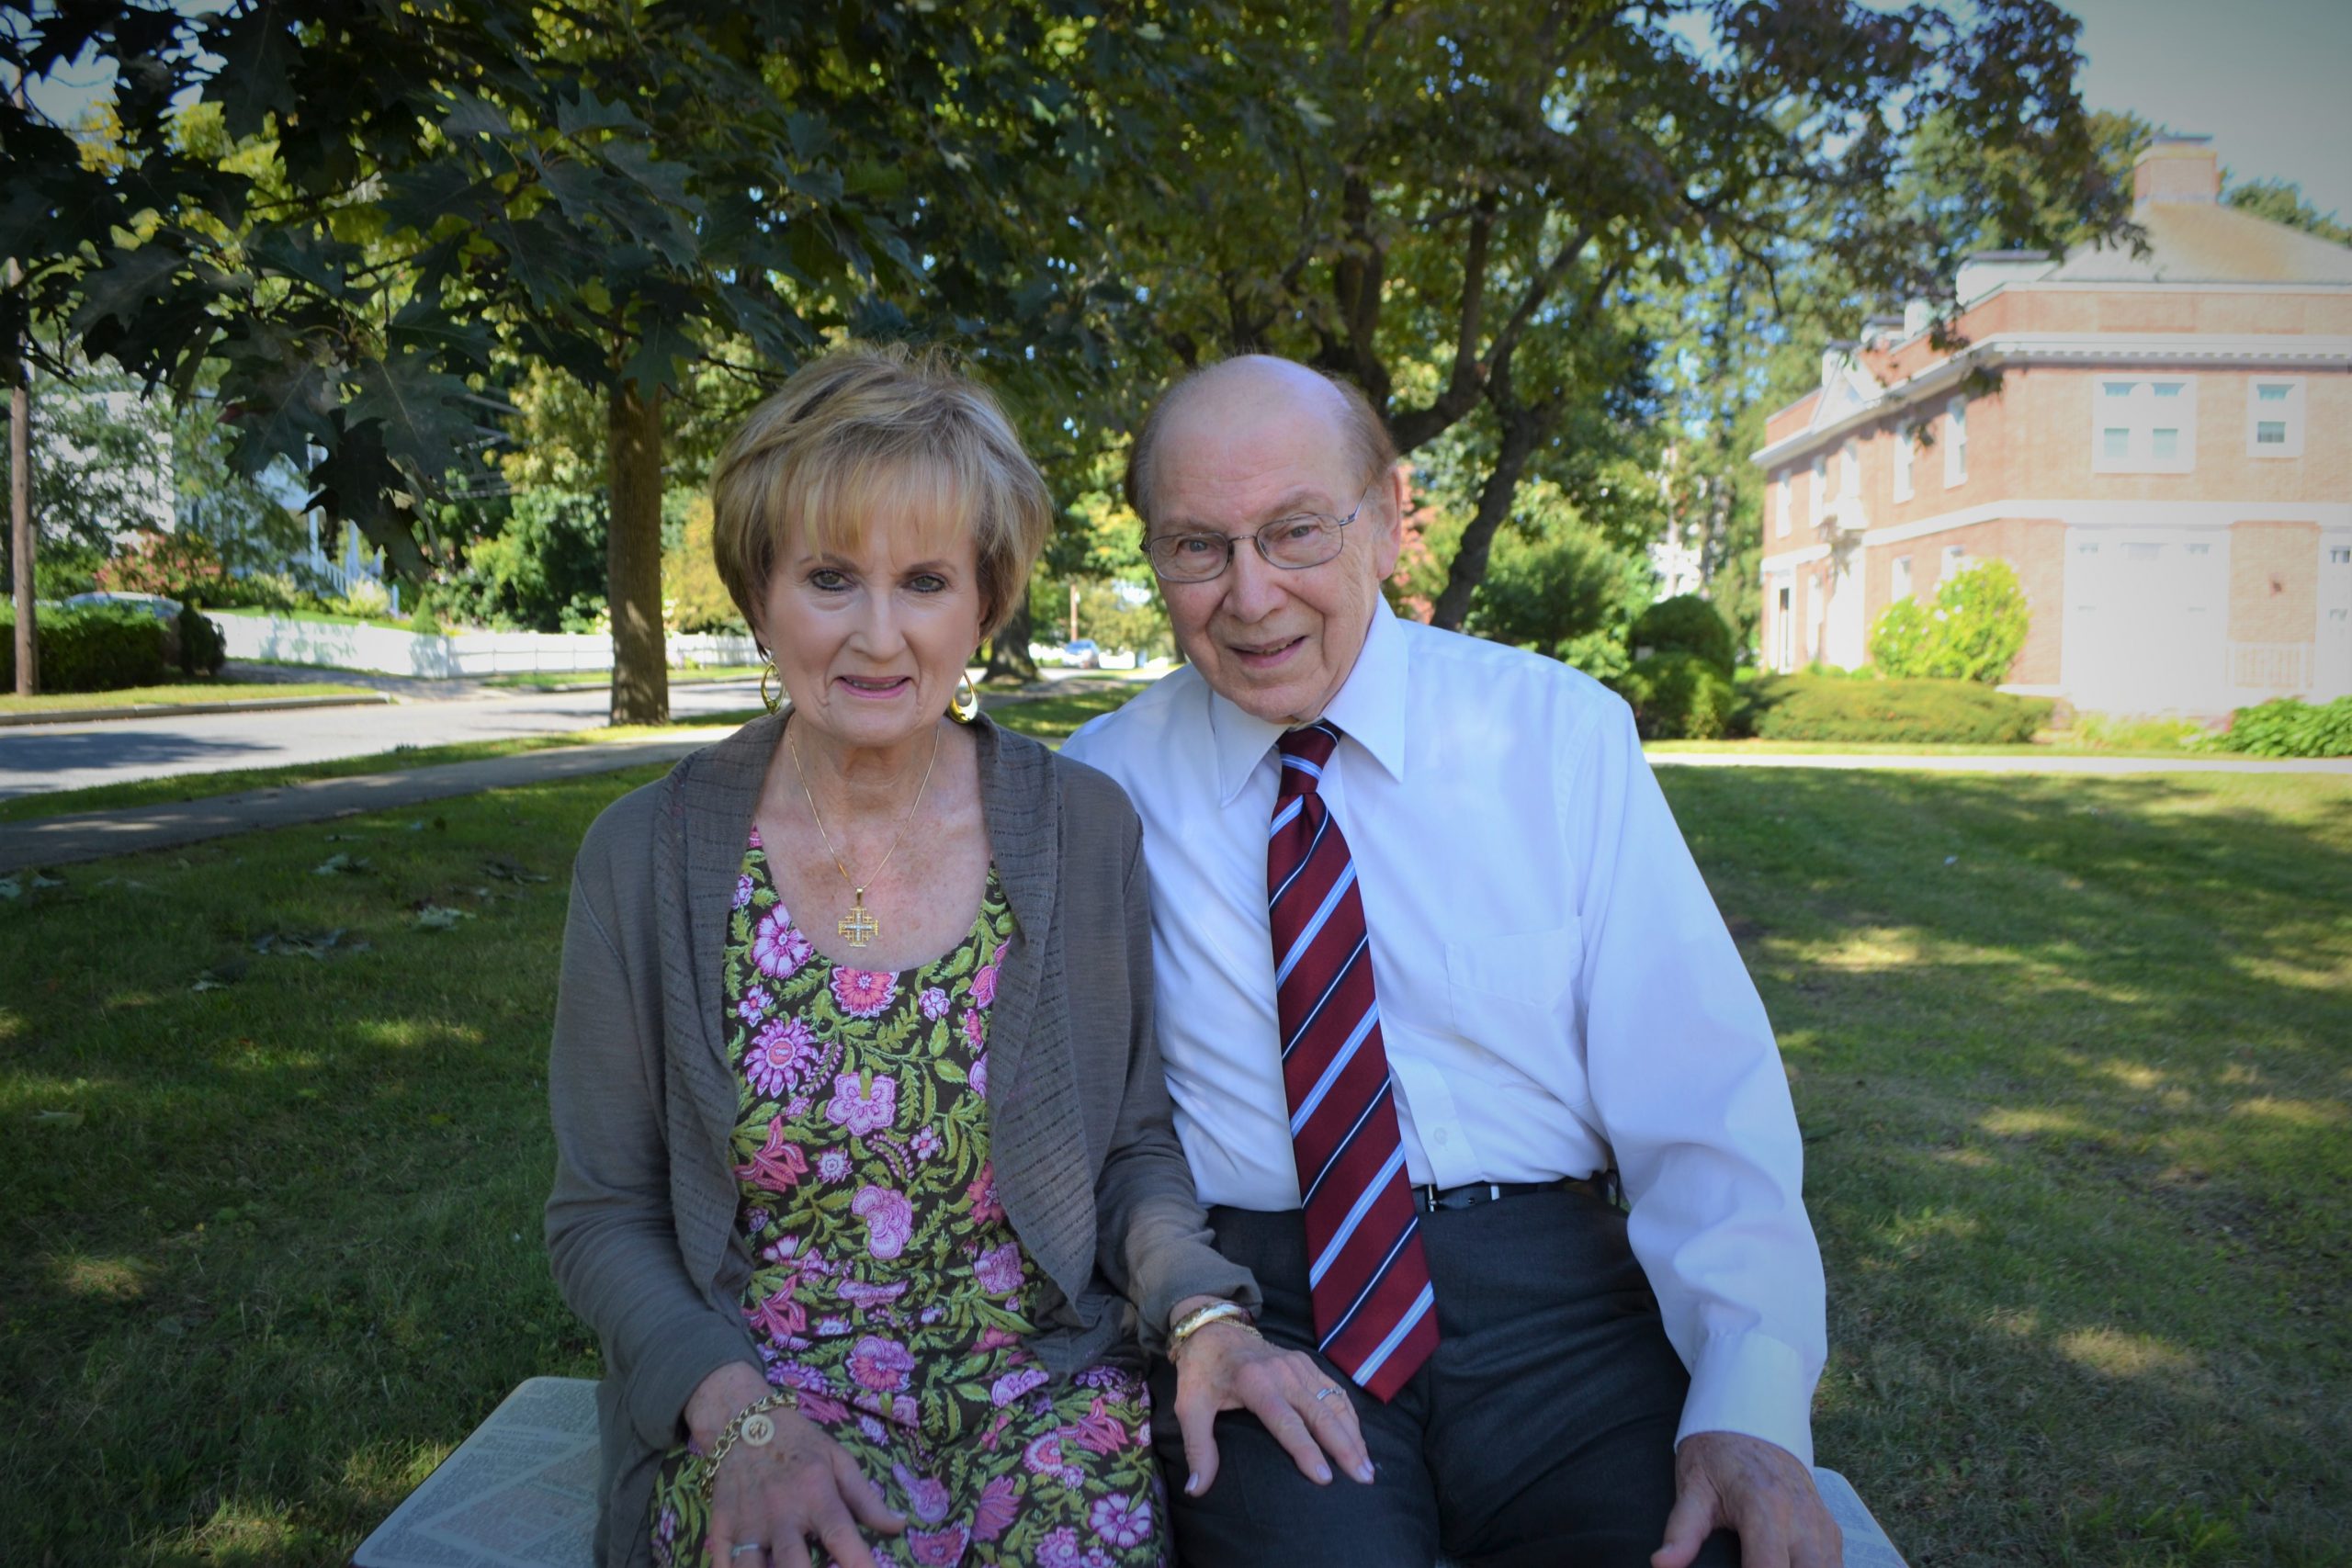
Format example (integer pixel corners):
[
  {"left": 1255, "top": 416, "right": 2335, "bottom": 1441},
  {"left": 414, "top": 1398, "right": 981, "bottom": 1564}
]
[{"left": 1267, "top": 722, "right": 1436, "bottom": 1400}]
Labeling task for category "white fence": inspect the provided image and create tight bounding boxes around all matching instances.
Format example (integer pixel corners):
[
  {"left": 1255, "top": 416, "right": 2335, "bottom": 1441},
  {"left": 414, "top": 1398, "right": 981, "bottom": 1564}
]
[{"left": 219, "top": 614, "right": 759, "bottom": 680}]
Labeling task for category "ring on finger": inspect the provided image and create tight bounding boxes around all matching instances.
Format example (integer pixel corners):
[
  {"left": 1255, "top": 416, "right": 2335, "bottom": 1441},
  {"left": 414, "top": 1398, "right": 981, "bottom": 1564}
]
[
  {"left": 1313, "top": 1386, "right": 1341, "bottom": 1402},
  {"left": 729, "top": 1546, "right": 765, "bottom": 1561}
]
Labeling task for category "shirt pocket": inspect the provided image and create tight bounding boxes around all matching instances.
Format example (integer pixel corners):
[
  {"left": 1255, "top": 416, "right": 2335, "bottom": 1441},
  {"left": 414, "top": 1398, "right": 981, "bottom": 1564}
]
[{"left": 1444, "top": 920, "right": 1582, "bottom": 1043}]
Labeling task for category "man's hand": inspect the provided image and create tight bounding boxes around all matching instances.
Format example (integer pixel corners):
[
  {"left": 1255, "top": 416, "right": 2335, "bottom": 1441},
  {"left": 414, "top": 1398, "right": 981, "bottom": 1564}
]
[
  {"left": 1653, "top": 1430, "right": 1840, "bottom": 1568},
  {"left": 1167, "top": 1312, "right": 1374, "bottom": 1499}
]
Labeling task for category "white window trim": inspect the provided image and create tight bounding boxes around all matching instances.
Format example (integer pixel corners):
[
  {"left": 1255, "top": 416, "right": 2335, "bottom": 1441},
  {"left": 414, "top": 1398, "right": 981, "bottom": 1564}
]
[
  {"left": 1775, "top": 471, "right": 1792, "bottom": 537},
  {"left": 1891, "top": 554, "right": 1914, "bottom": 600},
  {"left": 1893, "top": 423, "right": 1914, "bottom": 502},
  {"left": 2246, "top": 378, "right": 2305, "bottom": 459},
  {"left": 1944, "top": 398, "right": 1968, "bottom": 489},
  {"left": 1808, "top": 455, "right": 1826, "bottom": 528},
  {"left": 2091, "top": 376, "right": 2198, "bottom": 475}
]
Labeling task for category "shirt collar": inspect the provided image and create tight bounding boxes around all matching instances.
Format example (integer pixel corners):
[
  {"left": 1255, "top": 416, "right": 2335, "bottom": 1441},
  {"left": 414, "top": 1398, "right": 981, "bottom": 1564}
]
[{"left": 1208, "top": 597, "right": 1409, "bottom": 806}]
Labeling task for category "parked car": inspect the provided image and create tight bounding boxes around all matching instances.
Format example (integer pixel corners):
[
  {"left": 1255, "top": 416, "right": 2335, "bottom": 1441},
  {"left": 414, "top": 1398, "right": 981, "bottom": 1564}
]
[
  {"left": 1063, "top": 637, "right": 1100, "bottom": 669},
  {"left": 62, "top": 591, "right": 183, "bottom": 621}
]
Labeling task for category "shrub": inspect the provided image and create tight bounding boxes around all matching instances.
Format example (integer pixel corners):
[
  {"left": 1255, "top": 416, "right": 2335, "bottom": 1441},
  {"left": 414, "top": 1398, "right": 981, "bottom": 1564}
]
[
  {"left": 2206, "top": 695, "right": 2352, "bottom": 758},
  {"left": 97, "top": 527, "right": 232, "bottom": 603},
  {"left": 175, "top": 601, "right": 227, "bottom": 676},
  {"left": 329, "top": 577, "right": 394, "bottom": 619},
  {"left": 0, "top": 604, "right": 171, "bottom": 693},
  {"left": 1611, "top": 650, "right": 1736, "bottom": 740},
  {"left": 1630, "top": 594, "right": 1735, "bottom": 672},
  {"left": 1740, "top": 674, "right": 2052, "bottom": 745},
  {"left": 1465, "top": 525, "right": 1655, "bottom": 667},
  {"left": 1870, "top": 558, "right": 2030, "bottom": 683},
  {"left": 663, "top": 495, "right": 748, "bottom": 634},
  {"left": 430, "top": 489, "right": 608, "bottom": 632}
]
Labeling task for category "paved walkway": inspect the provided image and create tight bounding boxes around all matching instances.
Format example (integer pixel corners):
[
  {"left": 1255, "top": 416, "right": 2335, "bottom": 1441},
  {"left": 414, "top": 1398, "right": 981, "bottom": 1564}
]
[
  {"left": 0, "top": 732, "right": 729, "bottom": 874},
  {"left": 1648, "top": 750, "right": 2352, "bottom": 775},
  {"left": 8, "top": 725, "right": 2344, "bottom": 876}
]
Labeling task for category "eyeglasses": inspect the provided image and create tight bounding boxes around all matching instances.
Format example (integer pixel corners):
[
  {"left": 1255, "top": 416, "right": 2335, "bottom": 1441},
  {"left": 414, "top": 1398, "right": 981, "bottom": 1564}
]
[{"left": 1144, "top": 483, "right": 1376, "bottom": 584}]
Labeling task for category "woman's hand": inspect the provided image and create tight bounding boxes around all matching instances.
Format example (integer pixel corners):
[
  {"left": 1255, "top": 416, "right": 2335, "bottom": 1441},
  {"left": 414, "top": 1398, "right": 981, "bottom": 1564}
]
[
  {"left": 1165, "top": 1305, "right": 1374, "bottom": 1499},
  {"left": 686, "top": 1364, "right": 904, "bottom": 1568}
]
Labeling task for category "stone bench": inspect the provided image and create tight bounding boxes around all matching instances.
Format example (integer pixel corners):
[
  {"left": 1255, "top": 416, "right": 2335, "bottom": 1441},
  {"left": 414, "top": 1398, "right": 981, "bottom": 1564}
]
[{"left": 355, "top": 1378, "right": 1907, "bottom": 1567}]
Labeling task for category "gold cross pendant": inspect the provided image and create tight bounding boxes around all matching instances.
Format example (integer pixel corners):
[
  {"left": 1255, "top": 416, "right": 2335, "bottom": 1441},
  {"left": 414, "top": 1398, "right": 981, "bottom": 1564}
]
[{"left": 838, "top": 894, "right": 878, "bottom": 948}]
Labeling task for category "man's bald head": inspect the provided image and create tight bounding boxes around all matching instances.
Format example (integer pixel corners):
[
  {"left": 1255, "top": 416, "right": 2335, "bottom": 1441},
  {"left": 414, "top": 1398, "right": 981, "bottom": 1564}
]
[{"left": 1125, "top": 355, "right": 1396, "bottom": 526}]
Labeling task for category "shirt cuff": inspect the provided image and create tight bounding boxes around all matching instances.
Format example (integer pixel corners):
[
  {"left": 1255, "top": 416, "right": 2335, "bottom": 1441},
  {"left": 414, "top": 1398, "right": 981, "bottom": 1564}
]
[
  {"left": 1674, "top": 1330, "right": 1816, "bottom": 1468},
  {"left": 629, "top": 1312, "right": 765, "bottom": 1451}
]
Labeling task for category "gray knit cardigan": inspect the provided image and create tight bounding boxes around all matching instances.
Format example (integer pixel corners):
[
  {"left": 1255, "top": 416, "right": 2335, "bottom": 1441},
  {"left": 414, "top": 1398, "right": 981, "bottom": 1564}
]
[{"left": 545, "top": 710, "right": 1259, "bottom": 1568}]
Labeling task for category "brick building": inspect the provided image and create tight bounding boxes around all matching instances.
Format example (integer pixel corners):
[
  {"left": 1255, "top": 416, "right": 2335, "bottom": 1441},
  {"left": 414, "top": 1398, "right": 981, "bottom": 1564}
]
[{"left": 1751, "top": 135, "right": 2352, "bottom": 714}]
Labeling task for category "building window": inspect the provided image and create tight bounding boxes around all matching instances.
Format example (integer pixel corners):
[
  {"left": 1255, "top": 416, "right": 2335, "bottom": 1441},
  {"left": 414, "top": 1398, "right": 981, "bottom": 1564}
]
[
  {"left": 1943, "top": 544, "right": 1966, "bottom": 572},
  {"left": 1891, "top": 555, "right": 1913, "bottom": 600},
  {"left": 1775, "top": 472, "right": 1792, "bottom": 537},
  {"left": 1808, "top": 455, "right": 1826, "bottom": 528},
  {"left": 1944, "top": 398, "right": 1968, "bottom": 487},
  {"left": 1839, "top": 438, "right": 1860, "bottom": 502},
  {"left": 2246, "top": 379, "right": 2305, "bottom": 458},
  {"left": 2093, "top": 377, "right": 2197, "bottom": 474},
  {"left": 2330, "top": 547, "right": 2352, "bottom": 565},
  {"left": 1894, "top": 423, "right": 1914, "bottom": 502}
]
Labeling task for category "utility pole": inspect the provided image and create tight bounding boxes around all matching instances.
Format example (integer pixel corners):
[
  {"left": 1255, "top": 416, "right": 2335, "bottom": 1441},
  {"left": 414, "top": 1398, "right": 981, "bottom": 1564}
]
[
  {"left": 7, "top": 75, "right": 33, "bottom": 696},
  {"left": 1069, "top": 580, "right": 1079, "bottom": 645}
]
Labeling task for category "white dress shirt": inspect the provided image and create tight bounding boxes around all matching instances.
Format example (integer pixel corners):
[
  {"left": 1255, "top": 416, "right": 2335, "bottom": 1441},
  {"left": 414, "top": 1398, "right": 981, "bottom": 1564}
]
[{"left": 1062, "top": 600, "right": 1827, "bottom": 1462}]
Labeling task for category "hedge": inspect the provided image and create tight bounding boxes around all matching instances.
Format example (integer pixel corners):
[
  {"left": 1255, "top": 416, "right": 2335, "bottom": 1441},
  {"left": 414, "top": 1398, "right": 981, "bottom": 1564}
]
[
  {"left": 1631, "top": 594, "right": 1736, "bottom": 673},
  {"left": 1612, "top": 650, "right": 1736, "bottom": 739},
  {"left": 1739, "top": 674, "right": 2052, "bottom": 745},
  {"left": 2207, "top": 695, "right": 2352, "bottom": 758},
  {"left": 0, "top": 604, "right": 171, "bottom": 693}
]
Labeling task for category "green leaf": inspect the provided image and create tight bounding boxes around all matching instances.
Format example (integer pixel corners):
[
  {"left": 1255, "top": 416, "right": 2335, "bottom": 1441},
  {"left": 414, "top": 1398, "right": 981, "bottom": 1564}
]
[
  {"left": 209, "top": 6, "right": 300, "bottom": 141},
  {"left": 248, "top": 229, "right": 359, "bottom": 300},
  {"left": 385, "top": 299, "right": 492, "bottom": 367},
  {"left": 442, "top": 93, "right": 516, "bottom": 141},
  {"left": 68, "top": 246, "right": 187, "bottom": 335},
  {"left": 622, "top": 317, "right": 700, "bottom": 399},
  {"left": 556, "top": 90, "right": 650, "bottom": 138}
]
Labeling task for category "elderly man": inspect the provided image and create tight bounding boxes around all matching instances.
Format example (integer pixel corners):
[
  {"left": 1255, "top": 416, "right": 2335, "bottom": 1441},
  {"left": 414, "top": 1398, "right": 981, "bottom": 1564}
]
[{"left": 1062, "top": 355, "right": 1836, "bottom": 1568}]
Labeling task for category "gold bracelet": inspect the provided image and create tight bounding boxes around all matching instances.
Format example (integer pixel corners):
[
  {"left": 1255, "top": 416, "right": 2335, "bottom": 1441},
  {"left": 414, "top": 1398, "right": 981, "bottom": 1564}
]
[
  {"left": 1167, "top": 1300, "right": 1260, "bottom": 1363},
  {"left": 698, "top": 1389, "right": 798, "bottom": 1504}
]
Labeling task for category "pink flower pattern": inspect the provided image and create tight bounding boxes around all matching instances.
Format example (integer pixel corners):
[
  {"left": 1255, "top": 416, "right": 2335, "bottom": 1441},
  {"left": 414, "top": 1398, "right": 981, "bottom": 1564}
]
[{"left": 650, "top": 839, "right": 1156, "bottom": 1565}]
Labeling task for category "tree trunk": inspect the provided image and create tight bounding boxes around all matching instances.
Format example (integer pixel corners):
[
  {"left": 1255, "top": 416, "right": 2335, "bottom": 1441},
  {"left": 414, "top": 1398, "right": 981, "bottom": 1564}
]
[
  {"left": 7, "top": 302, "right": 32, "bottom": 697},
  {"left": 607, "top": 378, "right": 669, "bottom": 725},
  {"left": 983, "top": 589, "right": 1037, "bottom": 683},
  {"left": 1429, "top": 408, "right": 1543, "bottom": 633}
]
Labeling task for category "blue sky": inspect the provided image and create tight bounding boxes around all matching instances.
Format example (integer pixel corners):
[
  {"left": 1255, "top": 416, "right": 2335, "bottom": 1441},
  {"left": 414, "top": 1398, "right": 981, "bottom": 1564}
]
[{"left": 2064, "top": 0, "right": 2352, "bottom": 219}]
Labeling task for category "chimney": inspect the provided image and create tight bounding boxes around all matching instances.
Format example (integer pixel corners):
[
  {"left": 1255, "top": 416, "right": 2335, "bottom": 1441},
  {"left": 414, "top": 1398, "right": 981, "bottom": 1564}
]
[{"left": 2134, "top": 133, "right": 2220, "bottom": 206}]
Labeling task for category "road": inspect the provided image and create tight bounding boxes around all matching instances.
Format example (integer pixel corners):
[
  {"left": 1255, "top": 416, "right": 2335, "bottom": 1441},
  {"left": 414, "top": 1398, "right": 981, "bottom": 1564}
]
[{"left": 0, "top": 676, "right": 767, "bottom": 801}]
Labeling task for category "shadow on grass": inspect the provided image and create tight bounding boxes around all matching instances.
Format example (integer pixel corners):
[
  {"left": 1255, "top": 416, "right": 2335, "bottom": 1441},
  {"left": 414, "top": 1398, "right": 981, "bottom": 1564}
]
[{"left": 1662, "top": 768, "right": 2352, "bottom": 1566}]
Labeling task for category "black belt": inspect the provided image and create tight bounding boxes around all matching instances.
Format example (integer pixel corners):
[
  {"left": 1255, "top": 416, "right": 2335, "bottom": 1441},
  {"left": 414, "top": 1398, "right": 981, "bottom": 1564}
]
[{"left": 1411, "top": 1171, "right": 1620, "bottom": 1213}]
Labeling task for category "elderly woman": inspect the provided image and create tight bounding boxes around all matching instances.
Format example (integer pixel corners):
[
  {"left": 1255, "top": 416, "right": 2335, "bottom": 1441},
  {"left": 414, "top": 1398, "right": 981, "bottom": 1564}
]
[{"left": 547, "top": 346, "right": 1365, "bottom": 1568}]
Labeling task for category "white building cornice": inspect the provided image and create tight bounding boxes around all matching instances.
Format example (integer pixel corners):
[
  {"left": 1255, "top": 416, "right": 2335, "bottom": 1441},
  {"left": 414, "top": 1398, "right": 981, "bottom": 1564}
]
[{"left": 1751, "top": 333, "right": 2352, "bottom": 470}]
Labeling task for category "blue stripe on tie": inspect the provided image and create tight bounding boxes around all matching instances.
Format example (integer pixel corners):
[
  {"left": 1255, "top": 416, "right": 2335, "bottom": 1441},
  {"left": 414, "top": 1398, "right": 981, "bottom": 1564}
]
[
  {"left": 1316, "top": 1214, "right": 1417, "bottom": 1348},
  {"left": 1346, "top": 1280, "right": 1435, "bottom": 1385},
  {"left": 1289, "top": 1002, "right": 1378, "bottom": 1134},
  {"left": 1308, "top": 1144, "right": 1405, "bottom": 1287},
  {"left": 1283, "top": 933, "right": 1366, "bottom": 1061},
  {"left": 1275, "top": 861, "right": 1356, "bottom": 985},
  {"left": 1282, "top": 753, "right": 1324, "bottom": 780},
  {"left": 1269, "top": 796, "right": 1304, "bottom": 839},
  {"left": 1272, "top": 808, "right": 1329, "bottom": 906},
  {"left": 1303, "top": 1078, "right": 1387, "bottom": 1204}
]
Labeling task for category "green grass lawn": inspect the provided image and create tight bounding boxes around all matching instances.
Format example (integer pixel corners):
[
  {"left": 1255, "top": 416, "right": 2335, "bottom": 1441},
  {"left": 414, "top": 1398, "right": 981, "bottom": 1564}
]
[
  {"left": 0, "top": 680, "right": 379, "bottom": 717},
  {"left": 5, "top": 726, "right": 2344, "bottom": 1563}
]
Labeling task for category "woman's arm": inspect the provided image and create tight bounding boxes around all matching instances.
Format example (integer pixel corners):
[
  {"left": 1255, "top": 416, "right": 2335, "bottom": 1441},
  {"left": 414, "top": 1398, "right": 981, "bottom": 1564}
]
[
  {"left": 1088, "top": 819, "right": 1261, "bottom": 1350},
  {"left": 544, "top": 864, "right": 763, "bottom": 1452}
]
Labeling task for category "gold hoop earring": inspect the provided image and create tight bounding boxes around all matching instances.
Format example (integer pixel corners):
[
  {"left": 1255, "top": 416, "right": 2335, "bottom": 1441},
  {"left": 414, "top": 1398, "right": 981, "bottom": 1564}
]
[
  {"left": 760, "top": 660, "right": 782, "bottom": 716},
  {"left": 949, "top": 669, "right": 981, "bottom": 725}
]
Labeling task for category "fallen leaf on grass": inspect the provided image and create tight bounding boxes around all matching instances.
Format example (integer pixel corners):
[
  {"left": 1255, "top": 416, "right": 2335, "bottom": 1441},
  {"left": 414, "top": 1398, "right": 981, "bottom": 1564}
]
[
  {"left": 413, "top": 905, "right": 475, "bottom": 931},
  {"left": 253, "top": 929, "right": 371, "bottom": 960},
  {"left": 481, "top": 858, "right": 550, "bottom": 884},
  {"left": 33, "top": 1110, "right": 85, "bottom": 1128},
  {"left": 312, "top": 852, "right": 372, "bottom": 876},
  {"left": 191, "top": 959, "right": 250, "bottom": 992}
]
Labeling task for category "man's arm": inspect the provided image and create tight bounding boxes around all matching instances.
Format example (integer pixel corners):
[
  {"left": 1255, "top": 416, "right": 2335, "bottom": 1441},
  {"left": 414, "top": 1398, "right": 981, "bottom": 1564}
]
[{"left": 1559, "top": 696, "right": 1835, "bottom": 1566}]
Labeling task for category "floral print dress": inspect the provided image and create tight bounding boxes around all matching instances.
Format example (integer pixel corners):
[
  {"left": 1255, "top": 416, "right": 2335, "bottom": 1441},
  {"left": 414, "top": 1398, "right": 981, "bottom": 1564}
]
[{"left": 650, "top": 829, "right": 1164, "bottom": 1568}]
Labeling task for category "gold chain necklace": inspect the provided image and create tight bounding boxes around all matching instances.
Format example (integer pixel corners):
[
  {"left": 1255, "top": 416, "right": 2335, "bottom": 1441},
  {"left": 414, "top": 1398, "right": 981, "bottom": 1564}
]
[{"left": 784, "top": 717, "right": 942, "bottom": 949}]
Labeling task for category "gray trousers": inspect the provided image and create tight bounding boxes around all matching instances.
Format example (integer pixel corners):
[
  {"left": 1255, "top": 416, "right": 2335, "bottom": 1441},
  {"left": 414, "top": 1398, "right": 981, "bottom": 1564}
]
[{"left": 1152, "top": 1188, "right": 1739, "bottom": 1568}]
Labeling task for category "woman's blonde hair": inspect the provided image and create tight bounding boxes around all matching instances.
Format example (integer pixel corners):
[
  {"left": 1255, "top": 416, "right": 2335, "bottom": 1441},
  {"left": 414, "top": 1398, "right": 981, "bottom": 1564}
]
[{"left": 709, "top": 344, "right": 1053, "bottom": 643}]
